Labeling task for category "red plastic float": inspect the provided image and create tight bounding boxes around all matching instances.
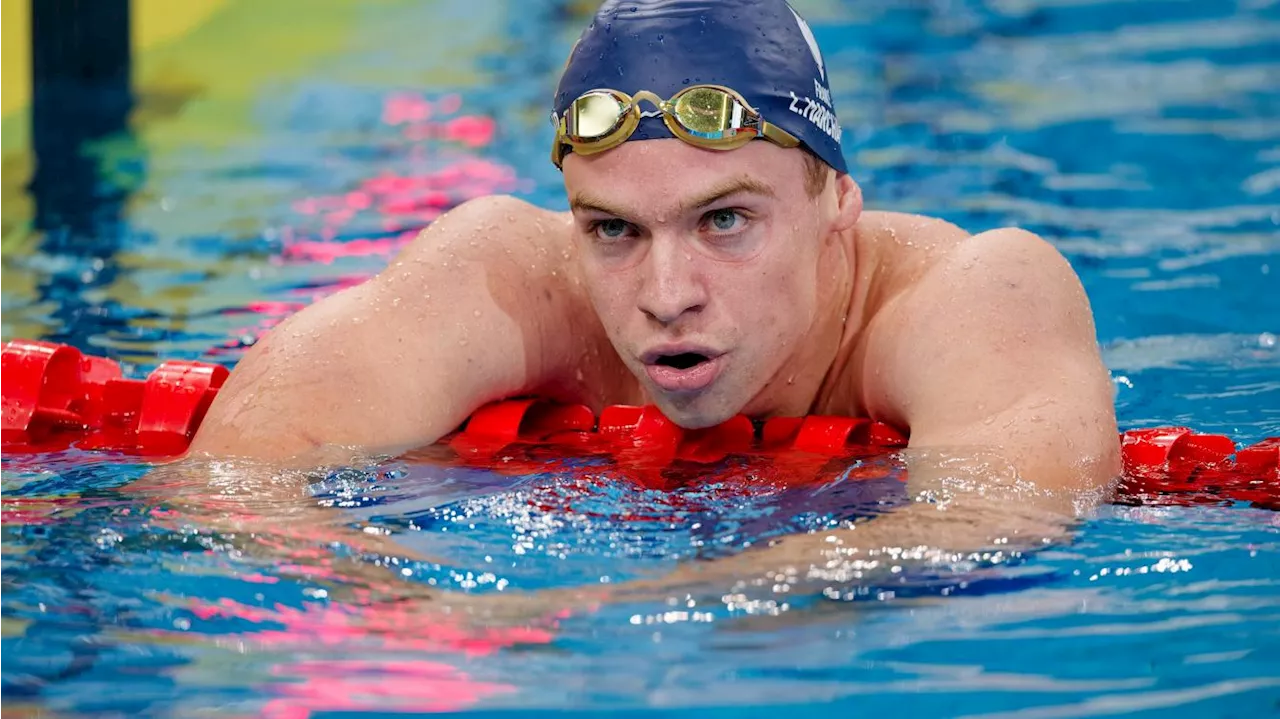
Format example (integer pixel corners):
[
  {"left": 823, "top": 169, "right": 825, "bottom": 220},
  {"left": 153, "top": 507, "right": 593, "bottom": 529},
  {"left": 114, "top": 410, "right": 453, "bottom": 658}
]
[
  {"left": 2, "top": 339, "right": 227, "bottom": 456},
  {"left": 2, "top": 339, "right": 1276, "bottom": 507}
]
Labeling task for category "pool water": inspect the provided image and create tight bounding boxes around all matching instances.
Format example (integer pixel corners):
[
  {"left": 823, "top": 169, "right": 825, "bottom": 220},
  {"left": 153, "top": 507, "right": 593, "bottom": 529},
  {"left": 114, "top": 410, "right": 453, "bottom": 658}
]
[{"left": 3, "top": 0, "right": 1279, "bottom": 716}]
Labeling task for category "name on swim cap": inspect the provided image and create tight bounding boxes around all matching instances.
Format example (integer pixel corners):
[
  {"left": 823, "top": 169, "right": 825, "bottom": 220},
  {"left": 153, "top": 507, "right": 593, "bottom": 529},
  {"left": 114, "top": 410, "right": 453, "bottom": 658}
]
[{"left": 553, "top": 0, "right": 848, "bottom": 174}]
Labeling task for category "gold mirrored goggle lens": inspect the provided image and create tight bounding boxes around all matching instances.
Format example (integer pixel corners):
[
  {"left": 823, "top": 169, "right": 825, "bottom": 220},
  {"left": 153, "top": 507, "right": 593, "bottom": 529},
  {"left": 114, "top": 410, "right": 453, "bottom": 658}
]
[
  {"left": 566, "top": 92, "right": 629, "bottom": 140},
  {"left": 669, "top": 86, "right": 751, "bottom": 140}
]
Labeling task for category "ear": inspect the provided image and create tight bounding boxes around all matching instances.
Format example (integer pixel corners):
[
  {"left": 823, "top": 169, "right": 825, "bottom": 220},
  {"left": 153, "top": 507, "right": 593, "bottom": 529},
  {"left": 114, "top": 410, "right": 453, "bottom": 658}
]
[{"left": 832, "top": 173, "right": 862, "bottom": 233}]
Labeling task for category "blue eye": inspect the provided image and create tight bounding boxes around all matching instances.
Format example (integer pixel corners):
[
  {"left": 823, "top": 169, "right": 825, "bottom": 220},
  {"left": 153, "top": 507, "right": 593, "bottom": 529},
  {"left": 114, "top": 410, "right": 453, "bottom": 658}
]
[
  {"left": 707, "top": 209, "right": 744, "bottom": 232},
  {"left": 594, "top": 218, "right": 632, "bottom": 241}
]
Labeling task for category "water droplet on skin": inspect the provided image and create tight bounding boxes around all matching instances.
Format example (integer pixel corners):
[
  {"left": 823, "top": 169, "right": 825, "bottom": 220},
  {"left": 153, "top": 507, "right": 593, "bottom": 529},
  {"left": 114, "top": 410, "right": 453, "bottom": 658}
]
[
  {"left": 459, "top": 338, "right": 469, "bottom": 347},
  {"left": 473, "top": 310, "right": 482, "bottom": 317},
  {"left": 392, "top": 297, "right": 401, "bottom": 307},
  {"left": 786, "top": 376, "right": 795, "bottom": 385}
]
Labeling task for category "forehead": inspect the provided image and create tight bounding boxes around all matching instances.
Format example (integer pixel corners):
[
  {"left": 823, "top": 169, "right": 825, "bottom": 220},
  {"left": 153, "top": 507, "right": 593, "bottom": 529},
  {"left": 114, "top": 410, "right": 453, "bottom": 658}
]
[{"left": 562, "top": 139, "right": 810, "bottom": 215}]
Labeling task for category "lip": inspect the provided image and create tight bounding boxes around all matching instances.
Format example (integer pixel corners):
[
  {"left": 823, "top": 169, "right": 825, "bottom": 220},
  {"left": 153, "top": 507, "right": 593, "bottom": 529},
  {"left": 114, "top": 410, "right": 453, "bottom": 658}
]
[{"left": 640, "top": 344, "right": 725, "bottom": 394}]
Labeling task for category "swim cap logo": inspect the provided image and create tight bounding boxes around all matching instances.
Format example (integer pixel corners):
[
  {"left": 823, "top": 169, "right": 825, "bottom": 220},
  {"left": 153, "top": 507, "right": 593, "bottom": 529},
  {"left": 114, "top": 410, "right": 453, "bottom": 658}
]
[{"left": 788, "top": 5, "right": 825, "bottom": 81}]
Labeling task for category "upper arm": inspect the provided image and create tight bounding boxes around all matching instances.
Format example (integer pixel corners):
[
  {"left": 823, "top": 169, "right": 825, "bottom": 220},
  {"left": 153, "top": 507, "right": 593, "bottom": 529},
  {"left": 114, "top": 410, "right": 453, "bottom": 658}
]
[
  {"left": 863, "top": 228, "right": 1119, "bottom": 490},
  {"left": 189, "top": 196, "right": 591, "bottom": 462}
]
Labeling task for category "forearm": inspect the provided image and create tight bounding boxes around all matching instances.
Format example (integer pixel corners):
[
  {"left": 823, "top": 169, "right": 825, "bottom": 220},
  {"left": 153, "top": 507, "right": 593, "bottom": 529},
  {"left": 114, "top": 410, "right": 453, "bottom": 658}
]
[
  {"left": 606, "top": 447, "right": 1082, "bottom": 604},
  {"left": 906, "top": 388, "right": 1122, "bottom": 501}
]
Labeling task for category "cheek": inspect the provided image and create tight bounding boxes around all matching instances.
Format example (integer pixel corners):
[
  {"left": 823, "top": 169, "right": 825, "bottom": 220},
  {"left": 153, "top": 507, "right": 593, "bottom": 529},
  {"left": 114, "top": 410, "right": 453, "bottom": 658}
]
[
  {"left": 580, "top": 260, "right": 636, "bottom": 329},
  {"left": 726, "top": 261, "right": 816, "bottom": 346},
  {"left": 766, "top": 230, "right": 822, "bottom": 311}
]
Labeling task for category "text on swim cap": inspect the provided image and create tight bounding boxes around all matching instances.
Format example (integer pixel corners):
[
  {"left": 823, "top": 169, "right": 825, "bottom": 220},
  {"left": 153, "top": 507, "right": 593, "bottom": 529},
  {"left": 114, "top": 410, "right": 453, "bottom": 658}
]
[{"left": 788, "top": 80, "right": 842, "bottom": 144}]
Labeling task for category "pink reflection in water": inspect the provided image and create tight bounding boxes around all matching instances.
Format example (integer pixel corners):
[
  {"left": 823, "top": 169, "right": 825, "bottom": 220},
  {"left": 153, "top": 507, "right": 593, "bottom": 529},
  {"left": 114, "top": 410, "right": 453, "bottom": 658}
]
[
  {"left": 188, "top": 596, "right": 554, "bottom": 656},
  {"left": 262, "top": 659, "right": 514, "bottom": 719},
  {"left": 213, "top": 95, "right": 525, "bottom": 356},
  {"left": 403, "top": 115, "right": 496, "bottom": 146},
  {"left": 176, "top": 593, "right": 550, "bottom": 716},
  {"left": 285, "top": 156, "right": 518, "bottom": 264},
  {"left": 281, "top": 232, "right": 420, "bottom": 264},
  {"left": 382, "top": 92, "right": 433, "bottom": 126}
]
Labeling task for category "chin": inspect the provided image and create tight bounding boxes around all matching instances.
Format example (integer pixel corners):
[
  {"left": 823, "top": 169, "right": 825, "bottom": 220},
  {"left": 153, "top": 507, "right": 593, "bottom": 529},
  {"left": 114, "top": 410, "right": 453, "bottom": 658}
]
[{"left": 651, "top": 392, "right": 740, "bottom": 430}]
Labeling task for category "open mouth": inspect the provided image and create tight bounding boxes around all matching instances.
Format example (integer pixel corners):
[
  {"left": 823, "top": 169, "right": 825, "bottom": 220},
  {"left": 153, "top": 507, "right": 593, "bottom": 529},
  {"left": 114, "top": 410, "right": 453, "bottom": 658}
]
[
  {"left": 644, "top": 350, "right": 723, "bottom": 392},
  {"left": 654, "top": 352, "right": 711, "bottom": 370}
]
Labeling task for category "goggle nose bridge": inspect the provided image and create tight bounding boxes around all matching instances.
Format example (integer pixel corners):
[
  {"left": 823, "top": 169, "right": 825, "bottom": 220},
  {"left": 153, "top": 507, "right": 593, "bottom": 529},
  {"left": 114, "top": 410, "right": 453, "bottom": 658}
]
[{"left": 628, "top": 90, "right": 669, "bottom": 119}]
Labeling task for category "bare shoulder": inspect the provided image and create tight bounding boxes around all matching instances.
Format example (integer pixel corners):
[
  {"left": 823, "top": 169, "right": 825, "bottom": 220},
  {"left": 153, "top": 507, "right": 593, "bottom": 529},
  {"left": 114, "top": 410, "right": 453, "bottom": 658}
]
[
  {"left": 190, "top": 195, "right": 609, "bottom": 460},
  {"left": 854, "top": 213, "right": 1084, "bottom": 317},
  {"left": 858, "top": 223, "right": 1103, "bottom": 423},
  {"left": 376, "top": 194, "right": 613, "bottom": 389},
  {"left": 867, "top": 222, "right": 1094, "bottom": 353},
  {"left": 903, "top": 226, "right": 1091, "bottom": 323},
  {"left": 849, "top": 211, "right": 970, "bottom": 308},
  {"left": 855, "top": 210, "right": 968, "bottom": 263},
  {"left": 849, "top": 214, "right": 1100, "bottom": 414}
]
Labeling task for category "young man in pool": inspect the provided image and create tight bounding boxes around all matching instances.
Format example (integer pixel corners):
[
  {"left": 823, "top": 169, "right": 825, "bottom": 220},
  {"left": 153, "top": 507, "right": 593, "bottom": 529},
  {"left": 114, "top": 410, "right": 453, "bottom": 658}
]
[{"left": 187, "top": 0, "right": 1119, "bottom": 565}]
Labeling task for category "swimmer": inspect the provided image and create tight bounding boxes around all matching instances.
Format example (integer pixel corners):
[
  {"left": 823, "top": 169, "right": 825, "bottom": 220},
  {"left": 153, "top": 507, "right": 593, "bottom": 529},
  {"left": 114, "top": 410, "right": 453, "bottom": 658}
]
[{"left": 188, "top": 0, "right": 1120, "bottom": 564}]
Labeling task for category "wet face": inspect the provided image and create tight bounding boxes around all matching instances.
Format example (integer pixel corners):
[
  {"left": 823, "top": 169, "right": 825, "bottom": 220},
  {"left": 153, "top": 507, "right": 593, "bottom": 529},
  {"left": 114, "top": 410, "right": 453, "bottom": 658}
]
[{"left": 563, "top": 139, "right": 859, "bottom": 427}]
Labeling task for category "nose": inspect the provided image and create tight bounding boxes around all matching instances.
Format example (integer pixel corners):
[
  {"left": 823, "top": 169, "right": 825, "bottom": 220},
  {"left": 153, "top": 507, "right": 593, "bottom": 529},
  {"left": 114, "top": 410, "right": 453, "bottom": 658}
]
[{"left": 636, "top": 235, "right": 707, "bottom": 326}]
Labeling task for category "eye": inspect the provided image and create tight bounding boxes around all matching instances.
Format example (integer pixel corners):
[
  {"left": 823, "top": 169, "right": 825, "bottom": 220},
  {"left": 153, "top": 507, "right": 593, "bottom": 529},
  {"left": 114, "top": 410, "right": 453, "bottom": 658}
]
[
  {"left": 705, "top": 208, "right": 745, "bottom": 233},
  {"left": 591, "top": 218, "right": 634, "bottom": 242}
]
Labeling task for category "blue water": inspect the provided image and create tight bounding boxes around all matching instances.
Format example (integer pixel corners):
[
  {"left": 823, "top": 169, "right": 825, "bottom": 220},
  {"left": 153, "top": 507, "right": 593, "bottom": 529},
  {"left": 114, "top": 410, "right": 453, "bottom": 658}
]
[{"left": 3, "top": 0, "right": 1279, "bottom": 716}]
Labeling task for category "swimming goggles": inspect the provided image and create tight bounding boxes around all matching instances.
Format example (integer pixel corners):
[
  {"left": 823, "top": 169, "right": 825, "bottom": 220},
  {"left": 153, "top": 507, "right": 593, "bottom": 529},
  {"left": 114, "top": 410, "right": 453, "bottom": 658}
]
[{"left": 551, "top": 84, "right": 800, "bottom": 168}]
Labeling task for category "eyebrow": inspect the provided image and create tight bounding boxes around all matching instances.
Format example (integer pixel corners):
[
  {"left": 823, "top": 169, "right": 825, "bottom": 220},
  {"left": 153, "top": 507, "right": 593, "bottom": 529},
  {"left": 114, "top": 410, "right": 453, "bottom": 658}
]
[{"left": 569, "top": 175, "right": 777, "bottom": 219}]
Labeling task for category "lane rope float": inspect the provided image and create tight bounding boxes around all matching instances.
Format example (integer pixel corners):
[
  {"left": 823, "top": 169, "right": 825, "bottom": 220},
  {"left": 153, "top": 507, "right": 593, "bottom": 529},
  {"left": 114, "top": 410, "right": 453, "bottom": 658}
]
[{"left": 3, "top": 339, "right": 1276, "bottom": 508}]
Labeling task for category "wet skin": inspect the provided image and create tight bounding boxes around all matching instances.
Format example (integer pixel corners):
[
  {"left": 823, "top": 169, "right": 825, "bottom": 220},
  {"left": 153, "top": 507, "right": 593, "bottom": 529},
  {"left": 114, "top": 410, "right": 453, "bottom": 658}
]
[{"left": 183, "top": 140, "right": 1121, "bottom": 582}]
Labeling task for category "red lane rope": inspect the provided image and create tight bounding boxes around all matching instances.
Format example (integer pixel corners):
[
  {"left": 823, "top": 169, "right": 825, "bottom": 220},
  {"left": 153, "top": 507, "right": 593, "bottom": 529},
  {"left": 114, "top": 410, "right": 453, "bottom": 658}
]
[{"left": 3, "top": 339, "right": 1276, "bottom": 508}]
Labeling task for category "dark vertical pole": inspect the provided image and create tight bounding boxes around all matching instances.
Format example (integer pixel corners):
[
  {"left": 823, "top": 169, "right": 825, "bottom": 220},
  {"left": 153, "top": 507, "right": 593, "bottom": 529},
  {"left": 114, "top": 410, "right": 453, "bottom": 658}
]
[
  {"left": 27, "top": 0, "right": 138, "bottom": 351},
  {"left": 29, "top": 0, "right": 132, "bottom": 254}
]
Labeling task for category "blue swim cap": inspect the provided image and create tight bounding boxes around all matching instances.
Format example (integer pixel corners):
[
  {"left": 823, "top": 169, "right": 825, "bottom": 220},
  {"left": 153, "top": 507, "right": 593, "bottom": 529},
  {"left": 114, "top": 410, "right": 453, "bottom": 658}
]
[{"left": 553, "top": 0, "right": 848, "bottom": 175}]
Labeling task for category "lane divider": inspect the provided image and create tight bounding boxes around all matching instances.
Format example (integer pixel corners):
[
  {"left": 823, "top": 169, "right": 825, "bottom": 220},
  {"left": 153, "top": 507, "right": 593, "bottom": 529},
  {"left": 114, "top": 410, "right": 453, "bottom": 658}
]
[
  {"left": 2, "top": 339, "right": 227, "bottom": 456},
  {"left": 2, "top": 339, "right": 1276, "bottom": 507}
]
